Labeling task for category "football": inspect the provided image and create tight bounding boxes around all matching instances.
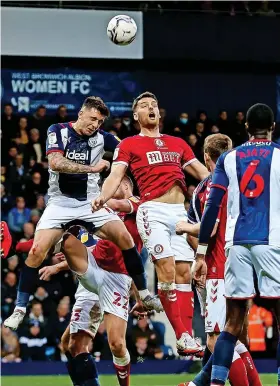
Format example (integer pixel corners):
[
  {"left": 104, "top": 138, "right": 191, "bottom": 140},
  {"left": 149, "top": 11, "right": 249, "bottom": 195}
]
[{"left": 107, "top": 15, "right": 137, "bottom": 46}]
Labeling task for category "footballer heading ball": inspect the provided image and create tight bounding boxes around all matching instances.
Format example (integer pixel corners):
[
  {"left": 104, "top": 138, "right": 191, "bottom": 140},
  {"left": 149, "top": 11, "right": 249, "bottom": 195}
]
[{"left": 107, "top": 15, "right": 137, "bottom": 45}]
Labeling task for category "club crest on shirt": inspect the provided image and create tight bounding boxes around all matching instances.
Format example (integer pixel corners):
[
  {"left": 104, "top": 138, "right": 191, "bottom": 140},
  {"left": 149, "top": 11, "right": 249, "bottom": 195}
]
[
  {"left": 88, "top": 137, "right": 97, "bottom": 147},
  {"left": 154, "top": 244, "right": 164, "bottom": 254},
  {"left": 154, "top": 139, "right": 164, "bottom": 147}
]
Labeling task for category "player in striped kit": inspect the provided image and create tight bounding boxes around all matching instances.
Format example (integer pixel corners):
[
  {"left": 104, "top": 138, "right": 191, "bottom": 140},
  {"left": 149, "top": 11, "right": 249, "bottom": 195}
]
[
  {"left": 4, "top": 96, "right": 161, "bottom": 331},
  {"left": 192, "top": 103, "right": 280, "bottom": 386},
  {"left": 177, "top": 134, "right": 261, "bottom": 386}
]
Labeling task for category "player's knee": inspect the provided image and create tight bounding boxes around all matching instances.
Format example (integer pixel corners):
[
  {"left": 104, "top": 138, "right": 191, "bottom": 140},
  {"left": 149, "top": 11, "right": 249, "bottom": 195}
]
[
  {"left": 26, "top": 242, "right": 46, "bottom": 267},
  {"left": 109, "top": 337, "right": 126, "bottom": 357},
  {"left": 62, "top": 233, "right": 77, "bottom": 254}
]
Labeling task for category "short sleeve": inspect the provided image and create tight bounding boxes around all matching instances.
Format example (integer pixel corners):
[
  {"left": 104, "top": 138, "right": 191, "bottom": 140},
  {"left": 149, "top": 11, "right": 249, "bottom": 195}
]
[
  {"left": 211, "top": 152, "right": 230, "bottom": 191},
  {"left": 112, "top": 139, "right": 132, "bottom": 167},
  {"left": 181, "top": 140, "right": 197, "bottom": 169},
  {"left": 127, "top": 196, "right": 140, "bottom": 214},
  {"left": 102, "top": 130, "right": 121, "bottom": 152},
  {"left": 46, "top": 124, "right": 64, "bottom": 155}
]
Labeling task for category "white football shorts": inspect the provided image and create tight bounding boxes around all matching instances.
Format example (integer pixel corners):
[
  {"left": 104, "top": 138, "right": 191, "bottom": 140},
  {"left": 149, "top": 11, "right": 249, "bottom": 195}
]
[
  {"left": 70, "top": 282, "right": 102, "bottom": 338},
  {"left": 77, "top": 249, "right": 132, "bottom": 321},
  {"left": 225, "top": 244, "right": 280, "bottom": 298},
  {"left": 36, "top": 196, "right": 121, "bottom": 231},
  {"left": 136, "top": 201, "right": 194, "bottom": 262}
]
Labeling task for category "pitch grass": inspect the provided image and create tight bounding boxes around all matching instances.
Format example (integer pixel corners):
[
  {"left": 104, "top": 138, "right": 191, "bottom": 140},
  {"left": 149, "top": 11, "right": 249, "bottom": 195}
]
[{"left": 1, "top": 374, "right": 276, "bottom": 386}]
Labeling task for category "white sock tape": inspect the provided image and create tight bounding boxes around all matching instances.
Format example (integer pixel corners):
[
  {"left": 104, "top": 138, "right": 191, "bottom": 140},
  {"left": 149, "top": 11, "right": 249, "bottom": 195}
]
[{"left": 197, "top": 244, "right": 208, "bottom": 255}]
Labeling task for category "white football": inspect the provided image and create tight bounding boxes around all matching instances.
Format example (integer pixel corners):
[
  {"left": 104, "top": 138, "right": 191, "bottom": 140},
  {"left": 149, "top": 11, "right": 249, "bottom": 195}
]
[{"left": 107, "top": 15, "right": 137, "bottom": 46}]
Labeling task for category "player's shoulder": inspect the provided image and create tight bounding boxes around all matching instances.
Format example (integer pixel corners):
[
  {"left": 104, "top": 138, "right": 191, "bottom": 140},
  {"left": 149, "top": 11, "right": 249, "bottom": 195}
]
[
  {"left": 118, "top": 135, "right": 140, "bottom": 147},
  {"left": 99, "top": 129, "right": 120, "bottom": 141},
  {"left": 193, "top": 175, "right": 212, "bottom": 197},
  {"left": 47, "top": 122, "right": 71, "bottom": 134},
  {"left": 162, "top": 134, "right": 188, "bottom": 145}
]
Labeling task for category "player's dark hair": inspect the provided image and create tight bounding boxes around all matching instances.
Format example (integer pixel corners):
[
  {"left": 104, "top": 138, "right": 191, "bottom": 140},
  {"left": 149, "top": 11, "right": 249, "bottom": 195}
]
[
  {"left": 132, "top": 92, "right": 158, "bottom": 111},
  {"left": 204, "top": 134, "right": 232, "bottom": 162},
  {"left": 246, "top": 103, "right": 274, "bottom": 136},
  {"left": 82, "top": 96, "right": 110, "bottom": 117}
]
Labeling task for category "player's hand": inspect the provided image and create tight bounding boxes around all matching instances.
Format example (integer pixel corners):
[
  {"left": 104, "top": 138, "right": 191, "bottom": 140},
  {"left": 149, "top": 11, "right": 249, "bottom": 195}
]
[
  {"left": 90, "top": 160, "right": 110, "bottom": 174},
  {"left": 191, "top": 254, "right": 207, "bottom": 287},
  {"left": 130, "top": 301, "right": 149, "bottom": 320},
  {"left": 39, "top": 265, "right": 59, "bottom": 281},
  {"left": 91, "top": 196, "right": 106, "bottom": 212},
  {"left": 176, "top": 220, "right": 190, "bottom": 235},
  {"left": 54, "top": 252, "right": 66, "bottom": 262}
]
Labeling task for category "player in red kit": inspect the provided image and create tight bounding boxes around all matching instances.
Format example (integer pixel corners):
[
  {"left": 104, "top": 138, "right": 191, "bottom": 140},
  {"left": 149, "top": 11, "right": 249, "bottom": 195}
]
[
  {"left": 176, "top": 135, "right": 261, "bottom": 386},
  {"left": 57, "top": 176, "right": 147, "bottom": 386},
  {"left": 92, "top": 92, "right": 209, "bottom": 355}
]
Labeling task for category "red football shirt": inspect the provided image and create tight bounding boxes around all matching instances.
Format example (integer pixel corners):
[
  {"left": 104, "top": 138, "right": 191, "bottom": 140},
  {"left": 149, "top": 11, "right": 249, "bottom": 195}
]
[
  {"left": 92, "top": 196, "right": 142, "bottom": 275},
  {"left": 113, "top": 134, "right": 196, "bottom": 202},
  {"left": 201, "top": 178, "right": 227, "bottom": 279}
]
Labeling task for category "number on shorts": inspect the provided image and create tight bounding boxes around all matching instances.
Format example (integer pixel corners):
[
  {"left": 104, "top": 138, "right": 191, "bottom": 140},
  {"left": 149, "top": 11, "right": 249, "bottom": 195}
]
[
  {"left": 71, "top": 308, "right": 82, "bottom": 322},
  {"left": 113, "top": 292, "right": 128, "bottom": 310},
  {"left": 240, "top": 160, "right": 264, "bottom": 198}
]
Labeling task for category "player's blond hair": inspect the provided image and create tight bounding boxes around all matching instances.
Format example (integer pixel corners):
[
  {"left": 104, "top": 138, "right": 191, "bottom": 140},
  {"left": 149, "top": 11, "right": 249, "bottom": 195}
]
[{"left": 204, "top": 134, "right": 232, "bottom": 162}]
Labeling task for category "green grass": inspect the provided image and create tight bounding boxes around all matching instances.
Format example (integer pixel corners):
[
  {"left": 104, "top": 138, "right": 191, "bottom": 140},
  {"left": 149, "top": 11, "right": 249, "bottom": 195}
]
[{"left": 1, "top": 374, "right": 277, "bottom": 386}]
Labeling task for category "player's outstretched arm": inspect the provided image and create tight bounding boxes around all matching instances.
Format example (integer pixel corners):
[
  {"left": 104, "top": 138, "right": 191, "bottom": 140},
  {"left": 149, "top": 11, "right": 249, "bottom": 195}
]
[
  {"left": 92, "top": 163, "right": 127, "bottom": 211},
  {"left": 184, "top": 160, "right": 209, "bottom": 181},
  {"left": 48, "top": 152, "right": 110, "bottom": 174},
  {"left": 39, "top": 260, "right": 69, "bottom": 281},
  {"left": 107, "top": 198, "right": 132, "bottom": 213},
  {"left": 176, "top": 221, "right": 200, "bottom": 237}
]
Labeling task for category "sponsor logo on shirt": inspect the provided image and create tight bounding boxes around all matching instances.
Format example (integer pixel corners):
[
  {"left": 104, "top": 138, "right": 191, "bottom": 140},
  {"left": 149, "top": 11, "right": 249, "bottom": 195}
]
[
  {"left": 146, "top": 151, "right": 180, "bottom": 165},
  {"left": 65, "top": 149, "right": 89, "bottom": 164}
]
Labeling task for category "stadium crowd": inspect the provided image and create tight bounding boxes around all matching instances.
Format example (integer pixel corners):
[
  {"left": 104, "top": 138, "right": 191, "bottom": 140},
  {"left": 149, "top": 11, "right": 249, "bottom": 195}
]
[{"left": 1, "top": 102, "right": 278, "bottom": 362}]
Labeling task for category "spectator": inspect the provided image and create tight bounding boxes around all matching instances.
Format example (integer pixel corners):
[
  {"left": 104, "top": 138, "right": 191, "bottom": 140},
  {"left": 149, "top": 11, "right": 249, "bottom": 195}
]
[
  {"left": 2, "top": 255, "right": 19, "bottom": 279},
  {"left": 17, "top": 117, "right": 29, "bottom": 145},
  {"left": 1, "top": 103, "right": 18, "bottom": 141},
  {"left": 25, "top": 128, "right": 44, "bottom": 165},
  {"left": 1, "top": 166, "right": 8, "bottom": 186},
  {"left": 7, "top": 146, "right": 18, "bottom": 168},
  {"left": 36, "top": 195, "right": 46, "bottom": 215},
  {"left": 194, "top": 122, "right": 205, "bottom": 147},
  {"left": 24, "top": 172, "right": 47, "bottom": 208},
  {"left": 131, "top": 317, "right": 160, "bottom": 350},
  {"left": 109, "top": 117, "right": 122, "bottom": 137},
  {"left": 7, "top": 154, "right": 26, "bottom": 197},
  {"left": 27, "top": 301, "right": 47, "bottom": 327},
  {"left": 22, "top": 222, "right": 35, "bottom": 241},
  {"left": 217, "top": 110, "right": 231, "bottom": 135},
  {"left": 197, "top": 110, "right": 212, "bottom": 134},
  {"left": 54, "top": 105, "right": 68, "bottom": 123},
  {"left": 159, "top": 107, "right": 170, "bottom": 133},
  {"left": 210, "top": 124, "right": 220, "bottom": 134},
  {"left": 119, "top": 113, "right": 135, "bottom": 138},
  {"left": 49, "top": 300, "right": 71, "bottom": 359},
  {"left": 30, "top": 105, "right": 49, "bottom": 146},
  {"left": 8, "top": 197, "right": 31, "bottom": 237},
  {"left": 19, "top": 320, "right": 47, "bottom": 361},
  {"left": 31, "top": 287, "right": 56, "bottom": 318},
  {"left": 1, "top": 325, "right": 21, "bottom": 363},
  {"left": 174, "top": 112, "right": 192, "bottom": 138},
  {"left": 30, "top": 209, "right": 41, "bottom": 227},
  {"left": 232, "top": 111, "right": 248, "bottom": 146},
  {"left": 1, "top": 272, "right": 18, "bottom": 319},
  {"left": 187, "top": 133, "right": 203, "bottom": 162},
  {"left": 1, "top": 184, "right": 13, "bottom": 221}
]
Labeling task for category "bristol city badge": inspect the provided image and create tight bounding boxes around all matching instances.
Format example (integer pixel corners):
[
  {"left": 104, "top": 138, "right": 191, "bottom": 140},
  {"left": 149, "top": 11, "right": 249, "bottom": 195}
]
[{"left": 154, "top": 139, "right": 164, "bottom": 147}]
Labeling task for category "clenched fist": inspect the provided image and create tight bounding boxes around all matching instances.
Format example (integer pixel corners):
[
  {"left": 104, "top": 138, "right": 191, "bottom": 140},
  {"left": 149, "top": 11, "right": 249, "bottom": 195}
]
[
  {"left": 90, "top": 160, "right": 110, "bottom": 174},
  {"left": 91, "top": 196, "right": 106, "bottom": 212}
]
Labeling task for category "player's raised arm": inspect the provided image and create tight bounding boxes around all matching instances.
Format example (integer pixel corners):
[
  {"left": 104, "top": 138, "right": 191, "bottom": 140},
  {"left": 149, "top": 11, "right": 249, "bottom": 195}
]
[{"left": 91, "top": 163, "right": 127, "bottom": 211}]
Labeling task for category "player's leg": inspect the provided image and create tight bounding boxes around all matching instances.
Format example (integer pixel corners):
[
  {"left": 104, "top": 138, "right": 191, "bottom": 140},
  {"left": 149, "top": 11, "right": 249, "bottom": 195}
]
[
  {"left": 66, "top": 294, "right": 102, "bottom": 386},
  {"left": 137, "top": 203, "right": 199, "bottom": 354},
  {"left": 235, "top": 319, "right": 262, "bottom": 386},
  {"left": 4, "top": 227, "right": 63, "bottom": 330},
  {"left": 82, "top": 204, "right": 150, "bottom": 301},
  {"left": 172, "top": 228, "right": 195, "bottom": 337},
  {"left": 251, "top": 245, "right": 280, "bottom": 386},
  {"left": 61, "top": 230, "right": 89, "bottom": 275},
  {"left": 175, "top": 261, "right": 194, "bottom": 336},
  {"left": 105, "top": 313, "right": 130, "bottom": 386},
  {"left": 100, "top": 271, "right": 132, "bottom": 386},
  {"left": 210, "top": 245, "right": 255, "bottom": 386},
  {"left": 61, "top": 325, "right": 82, "bottom": 386}
]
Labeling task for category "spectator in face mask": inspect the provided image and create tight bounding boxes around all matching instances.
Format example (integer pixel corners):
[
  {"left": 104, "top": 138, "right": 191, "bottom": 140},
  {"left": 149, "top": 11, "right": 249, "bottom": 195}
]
[
  {"left": 119, "top": 113, "right": 137, "bottom": 139},
  {"left": 176, "top": 112, "right": 192, "bottom": 136}
]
